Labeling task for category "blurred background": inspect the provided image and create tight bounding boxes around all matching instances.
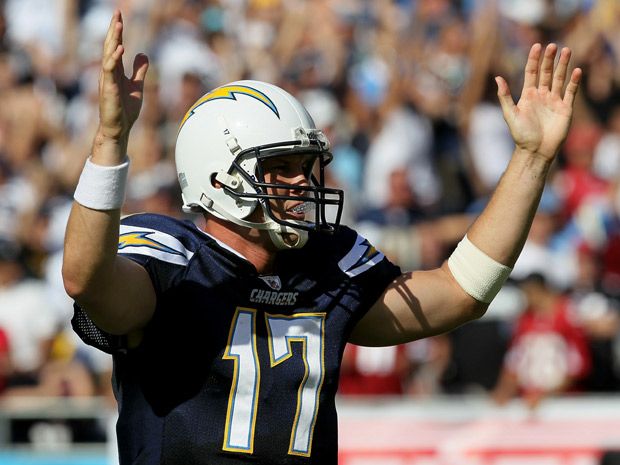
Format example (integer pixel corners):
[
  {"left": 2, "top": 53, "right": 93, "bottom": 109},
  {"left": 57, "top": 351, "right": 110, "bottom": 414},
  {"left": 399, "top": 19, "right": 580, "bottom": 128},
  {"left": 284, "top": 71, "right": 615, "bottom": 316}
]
[{"left": 2, "top": 0, "right": 620, "bottom": 464}]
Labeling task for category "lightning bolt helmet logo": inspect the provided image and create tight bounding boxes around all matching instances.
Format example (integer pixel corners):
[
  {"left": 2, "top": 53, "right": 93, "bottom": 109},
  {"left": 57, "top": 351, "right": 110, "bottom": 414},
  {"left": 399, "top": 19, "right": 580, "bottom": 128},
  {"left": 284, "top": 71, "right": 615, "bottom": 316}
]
[{"left": 179, "top": 85, "right": 280, "bottom": 130}]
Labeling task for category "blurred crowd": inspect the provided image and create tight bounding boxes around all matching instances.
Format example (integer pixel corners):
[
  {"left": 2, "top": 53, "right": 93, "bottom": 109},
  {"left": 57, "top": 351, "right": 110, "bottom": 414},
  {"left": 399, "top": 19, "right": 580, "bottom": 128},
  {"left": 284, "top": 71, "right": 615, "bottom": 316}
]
[{"left": 1, "top": 0, "right": 620, "bottom": 416}]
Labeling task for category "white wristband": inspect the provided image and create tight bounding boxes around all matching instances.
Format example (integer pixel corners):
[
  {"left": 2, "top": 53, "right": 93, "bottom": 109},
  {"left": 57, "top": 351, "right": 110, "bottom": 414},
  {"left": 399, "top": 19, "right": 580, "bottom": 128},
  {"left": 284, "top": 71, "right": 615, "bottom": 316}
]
[
  {"left": 74, "top": 157, "right": 130, "bottom": 210},
  {"left": 447, "top": 235, "right": 512, "bottom": 303}
]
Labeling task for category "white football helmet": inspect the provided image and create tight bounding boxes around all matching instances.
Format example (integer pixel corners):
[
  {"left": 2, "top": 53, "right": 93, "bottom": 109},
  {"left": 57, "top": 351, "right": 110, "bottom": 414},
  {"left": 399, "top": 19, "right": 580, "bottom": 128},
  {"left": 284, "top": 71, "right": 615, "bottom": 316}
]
[{"left": 175, "top": 80, "right": 344, "bottom": 249}]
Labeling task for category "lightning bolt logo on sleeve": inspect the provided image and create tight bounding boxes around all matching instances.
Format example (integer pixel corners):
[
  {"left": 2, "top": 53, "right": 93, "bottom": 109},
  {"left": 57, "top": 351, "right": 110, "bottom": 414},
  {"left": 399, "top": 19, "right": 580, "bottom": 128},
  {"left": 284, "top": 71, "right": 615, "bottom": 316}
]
[
  {"left": 338, "top": 235, "right": 384, "bottom": 278},
  {"left": 119, "top": 232, "right": 185, "bottom": 256},
  {"left": 118, "top": 226, "right": 194, "bottom": 266},
  {"left": 179, "top": 85, "right": 280, "bottom": 130}
]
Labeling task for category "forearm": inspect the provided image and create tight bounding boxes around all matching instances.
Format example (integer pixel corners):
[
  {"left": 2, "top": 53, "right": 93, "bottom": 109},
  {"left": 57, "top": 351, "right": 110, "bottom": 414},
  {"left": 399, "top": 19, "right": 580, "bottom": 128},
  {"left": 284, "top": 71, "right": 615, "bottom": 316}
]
[
  {"left": 467, "top": 148, "right": 552, "bottom": 266},
  {"left": 62, "top": 134, "right": 126, "bottom": 299}
]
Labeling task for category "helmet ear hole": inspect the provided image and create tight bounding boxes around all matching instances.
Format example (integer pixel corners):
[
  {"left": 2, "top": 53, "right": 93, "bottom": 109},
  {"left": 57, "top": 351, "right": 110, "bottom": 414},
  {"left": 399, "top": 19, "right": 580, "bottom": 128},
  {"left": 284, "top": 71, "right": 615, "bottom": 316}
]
[{"left": 211, "top": 173, "right": 222, "bottom": 189}]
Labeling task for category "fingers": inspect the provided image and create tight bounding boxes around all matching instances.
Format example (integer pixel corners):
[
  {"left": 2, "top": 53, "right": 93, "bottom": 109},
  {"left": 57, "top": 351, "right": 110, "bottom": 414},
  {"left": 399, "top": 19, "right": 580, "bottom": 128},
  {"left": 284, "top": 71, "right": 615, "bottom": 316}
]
[
  {"left": 521, "top": 43, "right": 542, "bottom": 94},
  {"left": 103, "top": 10, "right": 123, "bottom": 59},
  {"left": 521, "top": 43, "right": 558, "bottom": 95},
  {"left": 102, "top": 10, "right": 124, "bottom": 75},
  {"left": 520, "top": 43, "right": 581, "bottom": 103},
  {"left": 131, "top": 53, "right": 150, "bottom": 87},
  {"left": 538, "top": 43, "right": 558, "bottom": 91},
  {"left": 495, "top": 75, "right": 516, "bottom": 115},
  {"left": 563, "top": 67, "right": 582, "bottom": 107},
  {"left": 551, "top": 47, "right": 571, "bottom": 97}
]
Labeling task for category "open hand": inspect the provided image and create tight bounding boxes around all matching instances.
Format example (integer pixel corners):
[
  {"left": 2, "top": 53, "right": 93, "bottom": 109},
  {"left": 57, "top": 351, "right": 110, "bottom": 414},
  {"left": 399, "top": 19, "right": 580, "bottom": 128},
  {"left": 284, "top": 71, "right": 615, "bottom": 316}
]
[
  {"left": 496, "top": 44, "right": 581, "bottom": 162},
  {"left": 97, "top": 10, "right": 149, "bottom": 146}
]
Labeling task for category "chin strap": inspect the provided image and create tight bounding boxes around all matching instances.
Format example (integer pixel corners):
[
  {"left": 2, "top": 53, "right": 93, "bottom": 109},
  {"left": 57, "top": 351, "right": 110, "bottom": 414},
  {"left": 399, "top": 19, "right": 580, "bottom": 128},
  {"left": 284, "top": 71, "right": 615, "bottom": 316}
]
[
  {"left": 267, "top": 224, "right": 308, "bottom": 250},
  {"left": 190, "top": 194, "right": 308, "bottom": 250}
]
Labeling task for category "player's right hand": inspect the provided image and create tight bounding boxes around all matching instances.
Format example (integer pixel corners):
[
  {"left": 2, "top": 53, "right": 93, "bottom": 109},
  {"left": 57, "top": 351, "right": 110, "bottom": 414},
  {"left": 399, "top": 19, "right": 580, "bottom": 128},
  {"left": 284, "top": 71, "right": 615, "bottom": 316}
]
[{"left": 97, "top": 9, "right": 149, "bottom": 151}]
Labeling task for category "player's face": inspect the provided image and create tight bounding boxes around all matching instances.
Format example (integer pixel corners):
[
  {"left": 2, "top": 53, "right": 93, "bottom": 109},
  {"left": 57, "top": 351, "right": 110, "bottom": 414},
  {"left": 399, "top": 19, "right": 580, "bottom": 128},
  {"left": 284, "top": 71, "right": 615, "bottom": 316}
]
[{"left": 260, "top": 153, "right": 317, "bottom": 222}]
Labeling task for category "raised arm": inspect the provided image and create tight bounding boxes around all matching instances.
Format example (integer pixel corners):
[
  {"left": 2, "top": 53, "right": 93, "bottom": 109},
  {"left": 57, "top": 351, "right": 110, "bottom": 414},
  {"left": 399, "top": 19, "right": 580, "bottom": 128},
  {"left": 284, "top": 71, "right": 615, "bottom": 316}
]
[
  {"left": 62, "top": 10, "right": 154, "bottom": 335},
  {"left": 352, "top": 44, "right": 582, "bottom": 346}
]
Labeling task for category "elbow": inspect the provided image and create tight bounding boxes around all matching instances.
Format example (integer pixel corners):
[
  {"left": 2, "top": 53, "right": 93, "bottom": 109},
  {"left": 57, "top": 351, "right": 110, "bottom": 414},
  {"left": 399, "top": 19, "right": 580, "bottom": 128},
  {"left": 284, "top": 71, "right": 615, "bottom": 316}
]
[
  {"left": 62, "top": 258, "right": 93, "bottom": 302},
  {"left": 62, "top": 265, "right": 120, "bottom": 334},
  {"left": 62, "top": 267, "right": 85, "bottom": 301},
  {"left": 449, "top": 279, "right": 490, "bottom": 324},
  {"left": 62, "top": 252, "right": 110, "bottom": 302},
  {"left": 441, "top": 261, "right": 490, "bottom": 324},
  {"left": 460, "top": 292, "right": 489, "bottom": 323},
  {"left": 62, "top": 258, "right": 80, "bottom": 300},
  {"left": 469, "top": 299, "right": 489, "bottom": 321}
]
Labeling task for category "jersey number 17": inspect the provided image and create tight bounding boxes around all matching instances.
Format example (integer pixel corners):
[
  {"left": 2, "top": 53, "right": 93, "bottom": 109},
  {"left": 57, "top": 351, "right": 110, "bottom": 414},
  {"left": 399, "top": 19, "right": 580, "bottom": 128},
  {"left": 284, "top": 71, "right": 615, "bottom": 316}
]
[{"left": 222, "top": 308, "right": 326, "bottom": 457}]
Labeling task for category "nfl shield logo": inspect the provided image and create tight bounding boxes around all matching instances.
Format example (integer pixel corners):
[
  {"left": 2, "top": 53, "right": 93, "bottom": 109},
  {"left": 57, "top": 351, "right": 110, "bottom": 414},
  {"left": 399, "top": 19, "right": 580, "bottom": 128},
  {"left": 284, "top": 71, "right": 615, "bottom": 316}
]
[{"left": 259, "top": 275, "right": 282, "bottom": 290}]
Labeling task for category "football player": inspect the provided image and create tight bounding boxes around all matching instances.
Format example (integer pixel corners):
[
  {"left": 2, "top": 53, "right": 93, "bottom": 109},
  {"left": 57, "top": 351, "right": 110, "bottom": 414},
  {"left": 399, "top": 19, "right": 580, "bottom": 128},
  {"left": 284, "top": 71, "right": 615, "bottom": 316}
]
[{"left": 62, "top": 10, "right": 582, "bottom": 465}]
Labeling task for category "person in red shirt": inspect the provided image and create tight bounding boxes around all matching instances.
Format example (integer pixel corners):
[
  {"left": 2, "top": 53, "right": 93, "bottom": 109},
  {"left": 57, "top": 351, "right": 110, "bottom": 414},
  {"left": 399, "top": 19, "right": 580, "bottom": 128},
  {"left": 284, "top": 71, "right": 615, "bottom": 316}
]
[
  {"left": 493, "top": 273, "right": 591, "bottom": 408},
  {"left": 339, "top": 344, "right": 413, "bottom": 395},
  {"left": 554, "top": 123, "right": 609, "bottom": 221}
]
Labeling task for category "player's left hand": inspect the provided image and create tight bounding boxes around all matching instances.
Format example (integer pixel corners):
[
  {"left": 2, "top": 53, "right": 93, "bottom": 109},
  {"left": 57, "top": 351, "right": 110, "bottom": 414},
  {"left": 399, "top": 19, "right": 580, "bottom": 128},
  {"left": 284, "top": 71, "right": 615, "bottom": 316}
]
[{"left": 496, "top": 43, "right": 582, "bottom": 162}]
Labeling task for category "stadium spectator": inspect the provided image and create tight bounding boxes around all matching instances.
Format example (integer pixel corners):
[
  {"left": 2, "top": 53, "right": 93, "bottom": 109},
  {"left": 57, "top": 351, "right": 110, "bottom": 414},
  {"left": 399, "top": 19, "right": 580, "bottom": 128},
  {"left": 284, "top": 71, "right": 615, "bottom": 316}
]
[
  {"left": 555, "top": 122, "right": 608, "bottom": 222},
  {"left": 0, "top": 241, "right": 55, "bottom": 389},
  {"left": 570, "top": 242, "right": 620, "bottom": 392},
  {"left": 492, "top": 273, "right": 591, "bottom": 409},
  {"left": 593, "top": 104, "right": 620, "bottom": 183},
  {"left": 339, "top": 344, "right": 413, "bottom": 396}
]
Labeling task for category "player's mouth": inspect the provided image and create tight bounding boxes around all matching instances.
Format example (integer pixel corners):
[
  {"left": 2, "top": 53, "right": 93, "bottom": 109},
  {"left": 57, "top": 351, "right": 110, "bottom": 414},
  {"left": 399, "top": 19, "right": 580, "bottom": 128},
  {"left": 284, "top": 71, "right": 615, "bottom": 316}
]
[{"left": 286, "top": 201, "right": 314, "bottom": 220}]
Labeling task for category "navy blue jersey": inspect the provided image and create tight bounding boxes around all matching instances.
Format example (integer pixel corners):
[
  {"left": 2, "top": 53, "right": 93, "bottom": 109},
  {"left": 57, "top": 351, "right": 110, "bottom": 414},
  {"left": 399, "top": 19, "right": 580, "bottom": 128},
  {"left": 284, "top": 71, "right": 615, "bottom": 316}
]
[{"left": 73, "top": 213, "right": 401, "bottom": 465}]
